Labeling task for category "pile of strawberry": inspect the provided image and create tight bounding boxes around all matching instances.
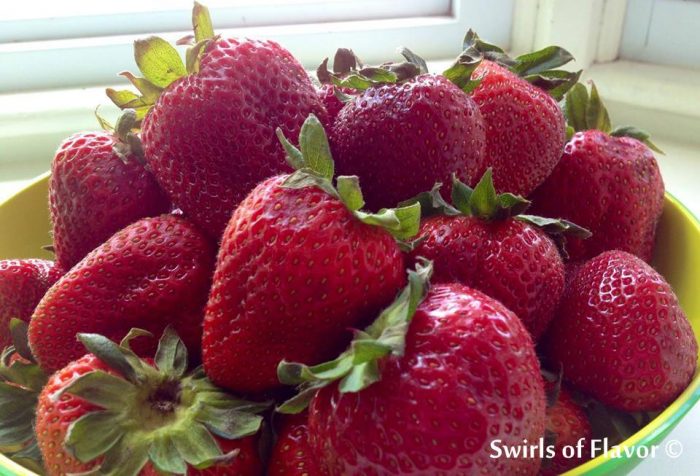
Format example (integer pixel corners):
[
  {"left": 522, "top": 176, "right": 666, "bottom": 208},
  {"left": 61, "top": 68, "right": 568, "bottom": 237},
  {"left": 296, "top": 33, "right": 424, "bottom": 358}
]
[{"left": 1, "top": 3, "right": 697, "bottom": 476}]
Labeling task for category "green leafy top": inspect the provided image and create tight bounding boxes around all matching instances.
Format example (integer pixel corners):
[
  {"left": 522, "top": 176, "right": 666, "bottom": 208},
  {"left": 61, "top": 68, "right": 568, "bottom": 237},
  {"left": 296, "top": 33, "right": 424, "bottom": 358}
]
[
  {"left": 443, "top": 29, "right": 581, "bottom": 99},
  {"left": 55, "top": 327, "right": 269, "bottom": 476},
  {"left": 277, "top": 259, "right": 433, "bottom": 414},
  {"left": 316, "top": 47, "right": 429, "bottom": 91},
  {"left": 564, "top": 82, "right": 663, "bottom": 153},
  {"left": 106, "top": 2, "right": 216, "bottom": 124},
  {"left": 404, "top": 169, "right": 589, "bottom": 234},
  {"left": 401, "top": 170, "right": 591, "bottom": 257},
  {"left": 0, "top": 319, "right": 48, "bottom": 474},
  {"left": 276, "top": 114, "right": 421, "bottom": 241}
]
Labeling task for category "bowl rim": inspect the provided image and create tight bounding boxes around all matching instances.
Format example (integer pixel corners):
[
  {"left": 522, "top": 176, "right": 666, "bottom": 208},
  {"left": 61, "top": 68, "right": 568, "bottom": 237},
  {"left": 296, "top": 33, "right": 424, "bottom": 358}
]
[
  {"left": 0, "top": 172, "right": 50, "bottom": 210},
  {"left": 0, "top": 179, "right": 699, "bottom": 476}
]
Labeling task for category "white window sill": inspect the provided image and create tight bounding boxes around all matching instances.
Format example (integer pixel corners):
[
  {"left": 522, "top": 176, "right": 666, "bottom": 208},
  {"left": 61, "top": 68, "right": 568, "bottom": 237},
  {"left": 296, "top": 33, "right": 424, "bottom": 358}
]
[{"left": 583, "top": 60, "right": 700, "bottom": 146}]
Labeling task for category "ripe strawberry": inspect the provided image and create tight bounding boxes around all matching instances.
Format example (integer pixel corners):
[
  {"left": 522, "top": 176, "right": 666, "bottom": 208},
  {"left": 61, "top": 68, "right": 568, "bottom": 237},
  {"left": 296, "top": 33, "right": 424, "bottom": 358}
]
[
  {"left": 328, "top": 49, "right": 486, "bottom": 210},
  {"left": 35, "top": 329, "right": 267, "bottom": 476},
  {"left": 110, "top": 4, "right": 327, "bottom": 239},
  {"left": 317, "top": 84, "right": 346, "bottom": 125},
  {"left": 443, "top": 30, "right": 579, "bottom": 196},
  {"left": 469, "top": 63, "right": 565, "bottom": 195},
  {"left": 406, "top": 170, "right": 589, "bottom": 339},
  {"left": 540, "top": 380, "right": 592, "bottom": 476},
  {"left": 0, "top": 259, "right": 62, "bottom": 349},
  {"left": 268, "top": 412, "right": 327, "bottom": 475},
  {"left": 279, "top": 262, "right": 546, "bottom": 475},
  {"left": 29, "top": 214, "right": 215, "bottom": 373},
  {"left": 203, "top": 115, "right": 419, "bottom": 394},
  {"left": 531, "top": 83, "right": 665, "bottom": 262},
  {"left": 544, "top": 250, "right": 698, "bottom": 411},
  {"left": 50, "top": 113, "right": 169, "bottom": 270}
]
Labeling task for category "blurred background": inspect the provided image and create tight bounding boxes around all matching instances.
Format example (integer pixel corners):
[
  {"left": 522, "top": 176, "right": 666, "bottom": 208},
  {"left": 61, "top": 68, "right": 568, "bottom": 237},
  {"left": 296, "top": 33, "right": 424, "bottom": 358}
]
[{"left": 0, "top": 0, "right": 699, "bottom": 473}]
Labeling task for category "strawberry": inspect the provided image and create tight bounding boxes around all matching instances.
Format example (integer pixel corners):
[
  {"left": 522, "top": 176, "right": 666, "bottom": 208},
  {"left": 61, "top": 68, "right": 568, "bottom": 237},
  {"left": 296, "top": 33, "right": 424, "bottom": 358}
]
[
  {"left": 540, "top": 378, "right": 592, "bottom": 476},
  {"left": 530, "top": 83, "right": 665, "bottom": 262},
  {"left": 0, "top": 320, "right": 48, "bottom": 474},
  {"left": 0, "top": 259, "right": 62, "bottom": 349},
  {"left": 315, "top": 48, "right": 368, "bottom": 127},
  {"left": 50, "top": 112, "right": 169, "bottom": 270},
  {"left": 327, "top": 49, "right": 486, "bottom": 210},
  {"left": 29, "top": 214, "right": 215, "bottom": 373},
  {"left": 406, "top": 170, "right": 589, "bottom": 339},
  {"left": 202, "top": 115, "right": 419, "bottom": 394},
  {"left": 278, "top": 261, "right": 546, "bottom": 476},
  {"left": 443, "top": 30, "right": 579, "bottom": 196},
  {"left": 268, "top": 412, "right": 327, "bottom": 475},
  {"left": 544, "top": 250, "right": 698, "bottom": 411},
  {"left": 110, "top": 3, "right": 327, "bottom": 239},
  {"left": 35, "top": 329, "right": 267, "bottom": 476},
  {"left": 317, "top": 84, "right": 346, "bottom": 126}
]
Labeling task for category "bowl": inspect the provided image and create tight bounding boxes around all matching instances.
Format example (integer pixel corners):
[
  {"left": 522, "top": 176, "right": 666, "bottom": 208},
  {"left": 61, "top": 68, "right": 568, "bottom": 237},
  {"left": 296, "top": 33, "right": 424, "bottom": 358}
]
[{"left": 1, "top": 174, "right": 699, "bottom": 476}]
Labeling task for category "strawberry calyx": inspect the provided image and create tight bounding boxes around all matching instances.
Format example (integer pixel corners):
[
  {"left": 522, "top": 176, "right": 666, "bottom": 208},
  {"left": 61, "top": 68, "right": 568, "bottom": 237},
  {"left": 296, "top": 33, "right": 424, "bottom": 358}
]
[
  {"left": 451, "top": 168, "right": 531, "bottom": 220},
  {"left": 276, "top": 114, "right": 421, "bottom": 241},
  {"left": 399, "top": 170, "right": 528, "bottom": 220},
  {"left": 0, "top": 319, "right": 48, "bottom": 474},
  {"left": 542, "top": 367, "right": 564, "bottom": 409},
  {"left": 577, "top": 395, "right": 652, "bottom": 448},
  {"left": 564, "top": 82, "right": 663, "bottom": 153},
  {"left": 316, "top": 48, "right": 362, "bottom": 85},
  {"left": 317, "top": 47, "right": 428, "bottom": 92},
  {"left": 106, "top": 2, "right": 215, "bottom": 125},
  {"left": 57, "top": 327, "right": 269, "bottom": 476},
  {"left": 404, "top": 169, "right": 591, "bottom": 237},
  {"left": 112, "top": 109, "right": 146, "bottom": 164},
  {"left": 277, "top": 259, "right": 433, "bottom": 414},
  {"left": 444, "top": 29, "right": 581, "bottom": 99},
  {"left": 540, "top": 368, "right": 564, "bottom": 471},
  {"left": 93, "top": 107, "right": 146, "bottom": 164},
  {"left": 401, "top": 169, "right": 591, "bottom": 258}
]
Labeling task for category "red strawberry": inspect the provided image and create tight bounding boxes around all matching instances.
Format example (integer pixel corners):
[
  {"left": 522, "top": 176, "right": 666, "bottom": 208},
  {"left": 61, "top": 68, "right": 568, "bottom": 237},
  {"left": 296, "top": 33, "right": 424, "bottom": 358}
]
[
  {"left": 278, "top": 262, "right": 546, "bottom": 476},
  {"left": 328, "top": 49, "right": 485, "bottom": 210},
  {"left": 414, "top": 212, "right": 564, "bottom": 338},
  {"left": 29, "top": 214, "right": 215, "bottom": 373},
  {"left": 0, "top": 259, "right": 62, "bottom": 348},
  {"left": 544, "top": 250, "right": 698, "bottom": 411},
  {"left": 531, "top": 83, "right": 665, "bottom": 262},
  {"left": 443, "top": 30, "right": 579, "bottom": 196},
  {"left": 268, "top": 412, "right": 327, "bottom": 475},
  {"left": 540, "top": 381, "right": 592, "bottom": 476},
  {"left": 50, "top": 114, "right": 169, "bottom": 270},
  {"left": 317, "top": 84, "right": 345, "bottom": 124},
  {"left": 469, "top": 62, "right": 565, "bottom": 195},
  {"left": 110, "top": 4, "right": 327, "bottom": 239},
  {"left": 406, "top": 170, "right": 589, "bottom": 339},
  {"left": 35, "top": 329, "right": 267, "bottom": 476},
  {"left": 203, "top": 115, "right": 418, "bottom": 394}
]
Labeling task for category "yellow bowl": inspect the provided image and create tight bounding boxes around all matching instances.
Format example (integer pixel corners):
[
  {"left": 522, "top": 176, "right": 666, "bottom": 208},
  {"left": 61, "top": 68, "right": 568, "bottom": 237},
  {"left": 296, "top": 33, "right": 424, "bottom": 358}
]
[{"left": 1, "top": 174, "right": 699, "bottom": 476}]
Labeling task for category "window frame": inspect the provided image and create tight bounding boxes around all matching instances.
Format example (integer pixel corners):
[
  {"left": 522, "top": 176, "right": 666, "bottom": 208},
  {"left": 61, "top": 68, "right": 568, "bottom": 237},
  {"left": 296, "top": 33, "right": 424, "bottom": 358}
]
[
  {"left": 619, "top": 0, "right": 700, "bottom": 69},
  {"left": 0, "top": 0, "right": 514, "bottom": 94}
]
